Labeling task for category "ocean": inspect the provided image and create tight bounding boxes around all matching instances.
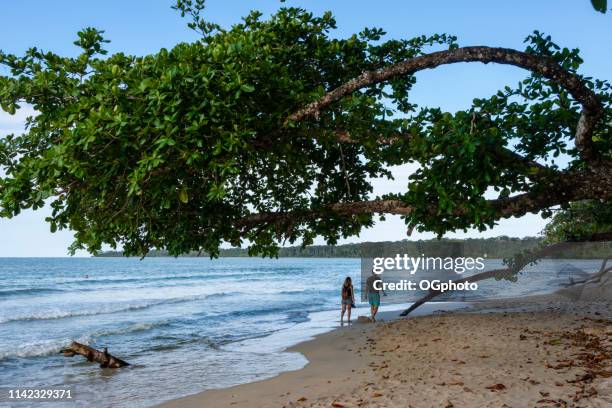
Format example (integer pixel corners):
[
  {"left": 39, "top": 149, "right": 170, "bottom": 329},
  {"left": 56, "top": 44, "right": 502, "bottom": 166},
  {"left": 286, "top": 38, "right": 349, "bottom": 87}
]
[{"left": 0, "top": 257, "right": 602, "bottom": 407}]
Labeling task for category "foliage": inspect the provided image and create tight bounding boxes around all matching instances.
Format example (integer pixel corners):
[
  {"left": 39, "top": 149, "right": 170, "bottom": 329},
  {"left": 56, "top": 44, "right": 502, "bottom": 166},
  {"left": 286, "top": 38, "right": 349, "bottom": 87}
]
[
  {"left": 0, "top": 2, "right": 610, "bottom": 257},
  {"left": 542, "top": 200, "right": 612, "bottom": 243},
  {"left": 591, "top": 0, "right": 608, "bottom": 13}
]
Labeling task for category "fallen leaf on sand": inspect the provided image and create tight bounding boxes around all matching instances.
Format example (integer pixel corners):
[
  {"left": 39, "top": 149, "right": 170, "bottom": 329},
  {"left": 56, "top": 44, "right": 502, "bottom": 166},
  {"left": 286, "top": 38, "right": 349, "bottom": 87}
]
[
  {"left": 486, "top": 384, "right": 507, "bottom": 391},
  {"left": 372, "top": 392, "right": 383, "bottom": 397},
  {"left": 529, "top": 379, "right": 541, "bottom": 385},
  {"left": 539, "top": 391, "right": 550, "bottom": 397},
  {"left": 331, "top": 403, "right": 345, "bottom": 408},
  {"left": 448, "top": 381, "right": 464, "bottom": 386},
  {"left": 297, "top": 397, "right": 307, "bottom": 402}
]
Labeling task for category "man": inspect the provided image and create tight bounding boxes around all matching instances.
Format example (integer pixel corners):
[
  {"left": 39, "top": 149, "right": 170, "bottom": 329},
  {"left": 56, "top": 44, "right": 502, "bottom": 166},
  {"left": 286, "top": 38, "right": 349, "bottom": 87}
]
[{"left": 365, "top": 271, "right": 386, "bottom": 322}]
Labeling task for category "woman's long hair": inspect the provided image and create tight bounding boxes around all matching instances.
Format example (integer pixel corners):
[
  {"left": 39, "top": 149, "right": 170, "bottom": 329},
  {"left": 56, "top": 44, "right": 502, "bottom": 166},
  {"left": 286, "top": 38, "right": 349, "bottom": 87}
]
[{"left": 342, "top": 277, "right": 352, "bottom": 297}]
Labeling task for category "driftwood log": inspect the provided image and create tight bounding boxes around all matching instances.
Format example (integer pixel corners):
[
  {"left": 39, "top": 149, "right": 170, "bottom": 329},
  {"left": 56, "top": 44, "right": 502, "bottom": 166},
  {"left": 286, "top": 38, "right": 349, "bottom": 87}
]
[
  {"left": 560, "top": 257, "right": 611, "bottom": 287},
  {"left": 400, "top": 239, "right": 611, "bottom": 317},
  {"left": 60, "top": 341, "right": 129, "bottom": 368}
]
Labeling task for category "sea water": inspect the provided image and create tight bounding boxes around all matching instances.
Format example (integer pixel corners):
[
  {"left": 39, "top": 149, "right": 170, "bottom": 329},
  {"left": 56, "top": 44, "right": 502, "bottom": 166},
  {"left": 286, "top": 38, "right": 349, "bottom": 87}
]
[{"left": 0, "top": 257, "right": 602, "bottom": 407}]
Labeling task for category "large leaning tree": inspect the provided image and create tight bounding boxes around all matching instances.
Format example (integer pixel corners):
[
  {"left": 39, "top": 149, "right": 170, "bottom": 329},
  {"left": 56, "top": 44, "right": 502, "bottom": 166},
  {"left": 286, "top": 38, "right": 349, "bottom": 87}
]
[{"left": 0, "top": 2, "right": 611, "bottom": 258}]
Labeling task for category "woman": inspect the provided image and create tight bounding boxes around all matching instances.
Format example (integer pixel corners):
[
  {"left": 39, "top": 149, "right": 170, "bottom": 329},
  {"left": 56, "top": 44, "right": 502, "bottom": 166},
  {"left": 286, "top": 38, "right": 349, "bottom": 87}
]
[{"left": 340, "top": 276, "right": 355, "bottom": 324}]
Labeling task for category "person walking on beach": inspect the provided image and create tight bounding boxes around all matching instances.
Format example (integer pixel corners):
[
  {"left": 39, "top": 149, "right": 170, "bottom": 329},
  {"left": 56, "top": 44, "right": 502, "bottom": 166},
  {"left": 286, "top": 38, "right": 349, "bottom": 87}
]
[
  {"left": 366, "top": 271, "right": 385, "bottom": 322},
  {"left": 340, "top": 277, "right": 355, "bottom": 324}
]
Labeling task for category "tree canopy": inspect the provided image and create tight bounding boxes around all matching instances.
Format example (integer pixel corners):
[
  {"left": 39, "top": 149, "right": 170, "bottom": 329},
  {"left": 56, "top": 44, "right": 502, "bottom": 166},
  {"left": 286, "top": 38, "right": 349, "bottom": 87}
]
[
  {"left": 0, "top": 1, "right": 610, "bottom": 257},
  {"left": 542, "top": 200, "right": 612, "bottom": 243}
]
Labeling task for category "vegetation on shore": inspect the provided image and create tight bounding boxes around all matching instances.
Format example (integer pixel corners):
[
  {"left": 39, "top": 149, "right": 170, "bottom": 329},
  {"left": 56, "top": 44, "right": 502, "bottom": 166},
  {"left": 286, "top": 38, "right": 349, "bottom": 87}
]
[{"left": 96, "top": 236, "right": 611, "bottom": 259}]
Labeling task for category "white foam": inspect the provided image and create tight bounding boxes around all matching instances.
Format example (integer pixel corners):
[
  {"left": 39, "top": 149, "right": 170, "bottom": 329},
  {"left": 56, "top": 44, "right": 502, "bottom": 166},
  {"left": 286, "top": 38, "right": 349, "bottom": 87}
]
[
  {"left": 0, "top": 320, "right": 170, "bottom": 361},
  {"left": 0, "top": 292, "right": 233, "bottom": 324},
  {"left": 0, "top": 335, "right": 92, "bottom": 360},
  {"left": 225, "top": 301, "right": 469, "bottom": 354}
]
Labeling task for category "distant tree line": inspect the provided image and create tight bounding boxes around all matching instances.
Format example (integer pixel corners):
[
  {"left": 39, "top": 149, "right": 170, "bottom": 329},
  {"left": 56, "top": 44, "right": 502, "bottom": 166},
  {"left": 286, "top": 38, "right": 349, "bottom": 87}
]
[{"left": 96, "top": 236, "right": 610, "bottom": 259}]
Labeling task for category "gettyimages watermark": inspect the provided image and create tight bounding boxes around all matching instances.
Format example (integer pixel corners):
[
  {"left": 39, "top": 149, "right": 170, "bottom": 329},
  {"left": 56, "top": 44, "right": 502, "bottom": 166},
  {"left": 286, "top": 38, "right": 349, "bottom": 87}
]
[
  {"left": 360, "top": 240, "right": 611, "bottom": 303},
  {"left": 370, "top": 253, "right": 484, "bottom": 292}
]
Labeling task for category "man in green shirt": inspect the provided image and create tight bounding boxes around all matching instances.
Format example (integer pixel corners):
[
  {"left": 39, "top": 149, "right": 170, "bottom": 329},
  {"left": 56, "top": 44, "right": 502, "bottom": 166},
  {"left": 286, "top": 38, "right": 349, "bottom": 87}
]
[{"left": 365, "top": 271, "right": 386, "bottom": 322}]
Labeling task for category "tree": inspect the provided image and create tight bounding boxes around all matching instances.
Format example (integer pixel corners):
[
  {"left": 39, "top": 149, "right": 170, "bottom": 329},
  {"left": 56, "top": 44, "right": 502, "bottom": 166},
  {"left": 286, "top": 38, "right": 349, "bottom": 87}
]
[
  {"left": 542, "top": 200, "right": 612, "bottom": 243},
  {"left": 0, "top": 2, "right": 610, "bottom": 257}
]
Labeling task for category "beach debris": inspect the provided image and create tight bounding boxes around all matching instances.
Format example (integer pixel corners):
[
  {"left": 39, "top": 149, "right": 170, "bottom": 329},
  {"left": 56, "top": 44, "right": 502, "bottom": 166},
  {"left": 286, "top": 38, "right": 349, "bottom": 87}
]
[
  {"left": 60, "top": 341, "right": 129, "bottom": 368},
  {"left": 540, "top": 325, "right": 611, "bottom": 403},
  {"left": 485, "top": 383, "right": 507, "bottom": 392}
]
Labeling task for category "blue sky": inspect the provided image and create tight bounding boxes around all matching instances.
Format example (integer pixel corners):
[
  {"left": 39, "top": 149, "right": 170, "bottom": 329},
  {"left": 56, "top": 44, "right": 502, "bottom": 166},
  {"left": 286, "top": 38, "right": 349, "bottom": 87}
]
[{"left": 0, "top": 1, "right": 610, "bottom": 256}]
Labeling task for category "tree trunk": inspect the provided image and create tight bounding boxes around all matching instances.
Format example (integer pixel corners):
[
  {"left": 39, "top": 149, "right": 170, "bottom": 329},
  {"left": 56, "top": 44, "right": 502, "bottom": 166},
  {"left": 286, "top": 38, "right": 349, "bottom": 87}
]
[
  {"left": 60, "top": 341, "right": 129, "bottom": 368},
  {"left": 399, "top": 241, "right": 582, "bottom": 317}
]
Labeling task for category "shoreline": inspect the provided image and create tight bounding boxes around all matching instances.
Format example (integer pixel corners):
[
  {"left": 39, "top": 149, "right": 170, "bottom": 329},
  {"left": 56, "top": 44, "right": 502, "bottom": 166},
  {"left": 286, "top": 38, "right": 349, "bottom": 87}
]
[
  {"left": 158, "top": 287, "right": 611, "bottom": 408},
  {"left": 157, "top": 307, "right": 407, "bottom": 408}
]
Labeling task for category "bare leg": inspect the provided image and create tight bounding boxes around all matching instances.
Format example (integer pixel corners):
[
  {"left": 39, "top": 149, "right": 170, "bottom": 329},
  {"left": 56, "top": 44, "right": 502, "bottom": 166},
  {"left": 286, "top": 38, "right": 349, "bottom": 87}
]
[
  {"left": 347, "top": 304, "right": 352, "bottom": 323},
  {"left": 341, "top": 303, "right": 346, "bottom": 324},
  {"left": 372, "top": 305, "right": 379, "bottom": 322}
]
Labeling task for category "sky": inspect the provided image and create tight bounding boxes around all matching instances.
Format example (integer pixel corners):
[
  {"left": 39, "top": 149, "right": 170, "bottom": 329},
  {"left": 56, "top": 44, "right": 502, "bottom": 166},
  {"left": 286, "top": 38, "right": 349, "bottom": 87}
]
[{"left": 0, "top": 0, "right": 610, "bottom": 256}]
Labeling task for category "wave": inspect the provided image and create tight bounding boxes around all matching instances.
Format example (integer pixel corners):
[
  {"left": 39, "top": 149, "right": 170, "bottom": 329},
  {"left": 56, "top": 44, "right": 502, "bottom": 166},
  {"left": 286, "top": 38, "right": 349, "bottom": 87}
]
[
  {"left": 93, "top": 320, "right": 172, "bottom": 338},
  {"left": 0, "top": 287, "right": 65, "bottom": 297},
  {"left": 214, "top": 302, "right": 314, "bottom": 321},
  {"left": 64, "top": 271, "right": 270, "bottom": 285},
  {"left": 285, "top": 310, "right": 310, "bottom": 324},
  {"left": 52, "top": 269, "right": 315, "bottom": 288},
  {"left": 0, "top": 336, "right": 92, "bottom": 361},
  {"left": 0, "top": 292, "right": 239, "bottom": 324},
  {"left": 0, "top": 320, "right": 173, "bottom": 361}
]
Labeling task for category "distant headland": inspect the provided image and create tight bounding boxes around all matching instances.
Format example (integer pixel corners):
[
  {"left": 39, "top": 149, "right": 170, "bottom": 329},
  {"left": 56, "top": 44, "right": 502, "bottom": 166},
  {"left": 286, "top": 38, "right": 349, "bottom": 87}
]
[{"left": 96, "top": 237, "right": 610, "bottom": 259}]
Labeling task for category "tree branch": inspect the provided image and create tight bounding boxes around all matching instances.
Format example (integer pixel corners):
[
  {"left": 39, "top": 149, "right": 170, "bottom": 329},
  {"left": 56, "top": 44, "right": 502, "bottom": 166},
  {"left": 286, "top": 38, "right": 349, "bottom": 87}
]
[
  {"left": 330, "top": 128, "right": 554, "bottom": 176},
  {"left": 399, "top": 238, "right": 610, "bottom": 317},
  {"left": 233, "top": 166, "right": 611, "bottom": 233},
  {"left": 286, "top": 46, "right": 604, "bottom": 160},
  {"left": 234, "top": 199, "right": 414, "bottom": 232}
]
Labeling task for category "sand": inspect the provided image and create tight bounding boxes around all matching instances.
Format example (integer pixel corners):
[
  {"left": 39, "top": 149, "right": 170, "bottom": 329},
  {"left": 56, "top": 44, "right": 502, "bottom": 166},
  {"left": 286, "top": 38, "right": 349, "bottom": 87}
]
[{"left": 159, "top": 287, "right": 611, "bottom": 408}]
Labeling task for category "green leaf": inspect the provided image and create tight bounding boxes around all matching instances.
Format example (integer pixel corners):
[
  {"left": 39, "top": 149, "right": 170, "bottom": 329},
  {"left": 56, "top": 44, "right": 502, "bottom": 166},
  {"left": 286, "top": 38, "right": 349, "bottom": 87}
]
[
  {"left": 591, "top": 0, "right": 607, "bottom": 13},
  {"left": 240, "top": 84, "right": 255, "bottom": 92},
  {"left": 178, "top": 188, "right": 189, "bottom": 204}
]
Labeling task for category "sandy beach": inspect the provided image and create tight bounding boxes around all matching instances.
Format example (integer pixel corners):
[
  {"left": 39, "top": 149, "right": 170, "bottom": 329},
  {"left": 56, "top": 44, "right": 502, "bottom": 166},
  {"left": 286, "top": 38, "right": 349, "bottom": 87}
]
[{"left": 160, "top": 283, "right": 611, "bottom": 408}]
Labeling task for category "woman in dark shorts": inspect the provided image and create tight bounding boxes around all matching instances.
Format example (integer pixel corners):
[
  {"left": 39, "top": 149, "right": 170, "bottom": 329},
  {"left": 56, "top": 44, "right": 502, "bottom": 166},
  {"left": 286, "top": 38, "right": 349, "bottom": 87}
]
[{"left": 340, "top": 276, "right": 355, "bottom": 324}]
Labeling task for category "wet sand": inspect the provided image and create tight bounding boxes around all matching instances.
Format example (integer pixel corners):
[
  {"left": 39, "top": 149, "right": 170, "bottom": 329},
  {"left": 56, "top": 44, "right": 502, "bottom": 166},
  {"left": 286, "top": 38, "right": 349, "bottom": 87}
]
[{"left": 159, "top": 288, "right": 611, "bottom": 408}]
